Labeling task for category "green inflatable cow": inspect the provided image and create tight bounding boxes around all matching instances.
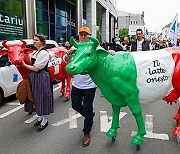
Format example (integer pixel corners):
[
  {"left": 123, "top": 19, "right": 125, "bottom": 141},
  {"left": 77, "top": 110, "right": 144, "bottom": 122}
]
[{"left": 66, "top": 36, "right": 178, "bottom": 149}]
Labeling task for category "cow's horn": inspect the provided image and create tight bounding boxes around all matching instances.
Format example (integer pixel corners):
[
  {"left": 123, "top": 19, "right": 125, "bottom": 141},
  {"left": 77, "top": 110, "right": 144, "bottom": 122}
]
[
  {"left": 2, "top": 40, "right": 9, "bottom": 49},
  {"left": 87, "top": 35, "right": 99, "bottom": 48},
  {"left": 20, "top": 40, "right": 27, "bottom": 48},
  {"left": 70, "top": 37, "right": 78, "bottom": 48}
]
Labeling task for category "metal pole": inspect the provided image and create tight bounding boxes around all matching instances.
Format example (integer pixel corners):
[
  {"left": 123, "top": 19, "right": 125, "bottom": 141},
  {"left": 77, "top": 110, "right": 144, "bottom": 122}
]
[
  {"left": 76, "top": 0, "right": 83, "bottom": 34},
  {"left": 25, "top": 0, "right": 36, "bottom": 38}
]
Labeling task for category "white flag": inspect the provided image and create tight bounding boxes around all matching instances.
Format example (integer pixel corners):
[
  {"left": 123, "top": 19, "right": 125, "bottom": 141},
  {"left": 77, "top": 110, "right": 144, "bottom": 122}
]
[{"left": 168, "top": 13, "right": 178, "bottom": 47}]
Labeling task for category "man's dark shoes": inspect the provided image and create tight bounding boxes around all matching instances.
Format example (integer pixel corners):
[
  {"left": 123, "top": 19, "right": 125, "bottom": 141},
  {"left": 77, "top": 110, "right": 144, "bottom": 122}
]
[
  {"left": 82, "top": 133, "right": 91, "bottom": 147},
  {"left": 34, "top": 120, "right": 42, "bottom": 127},
  {"left": 36, "top": 121, "right": 48, "bottom": 132}
]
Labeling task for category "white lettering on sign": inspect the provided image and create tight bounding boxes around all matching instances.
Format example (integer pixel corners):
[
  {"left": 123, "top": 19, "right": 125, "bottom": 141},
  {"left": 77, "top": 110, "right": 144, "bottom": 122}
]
[
  {"left": 48, "top": 57, "right": 62, "bottom": 67},
  {"left": 48, "top": 57, "right": 62, "bottom": 74},
  {"left": 146, "top": 60, "right": 169, "bottom": 84},
  {"left": 0, "top": 13, "right": 23, "bottom": 26},
  {"left": 67, "top": 20, "right": 75, "bottom": 27}
]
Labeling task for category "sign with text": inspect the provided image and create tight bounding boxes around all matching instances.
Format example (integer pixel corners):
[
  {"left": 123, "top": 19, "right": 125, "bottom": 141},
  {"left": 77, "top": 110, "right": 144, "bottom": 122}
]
[
  {"left": 0, "top": 11, "right": 24, "bottom": 36},
  {"left": 129, "top": 25, "right": 145, "bottom": 35}
]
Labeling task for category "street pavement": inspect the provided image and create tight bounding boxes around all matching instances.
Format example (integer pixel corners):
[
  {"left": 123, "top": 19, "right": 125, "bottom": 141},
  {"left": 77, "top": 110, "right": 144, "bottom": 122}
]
[{"left": 0, "top": 83, "right": 180, "bottom": 154}]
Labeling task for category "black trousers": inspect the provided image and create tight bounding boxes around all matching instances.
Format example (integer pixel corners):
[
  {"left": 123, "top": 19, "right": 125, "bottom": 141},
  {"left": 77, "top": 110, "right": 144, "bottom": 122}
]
[{"left": 71, "top": 86, "right": 96, "bottom": 134}]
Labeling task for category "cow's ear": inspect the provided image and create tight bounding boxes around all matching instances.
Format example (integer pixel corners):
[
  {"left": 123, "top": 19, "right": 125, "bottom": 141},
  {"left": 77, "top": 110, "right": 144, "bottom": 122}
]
[
  {"left": 96, "top": 46, "right": 108, "bottom": 58},
  {"left": 0, "top": 49, "right": 8, "bottom": 56}
]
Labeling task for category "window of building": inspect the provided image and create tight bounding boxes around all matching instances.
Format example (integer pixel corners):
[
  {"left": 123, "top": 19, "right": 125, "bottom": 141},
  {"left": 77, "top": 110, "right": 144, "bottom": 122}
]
[
  {"left": 35, "top": 0, "right": 83, "bottom": 43},
  {"left": 36, "top": 21, "right": 49, "bottom": 37},
  {"left": 56, "top": 15, "right": 66, "bottom": 27},
  {"left": 36, "top": 0, "right": 49, "bottom": 38},
  {"left": 36, "top": 0, "right": 48, "bottom": 10},
  {"left": 36, "top": 9, "right": 48, "bottom": 22}
]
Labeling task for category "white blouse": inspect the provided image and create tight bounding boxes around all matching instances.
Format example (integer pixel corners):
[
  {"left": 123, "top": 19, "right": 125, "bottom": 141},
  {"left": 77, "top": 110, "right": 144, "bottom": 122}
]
[{"left": 32, "top": 49, "right": 50, "bottom": 69}]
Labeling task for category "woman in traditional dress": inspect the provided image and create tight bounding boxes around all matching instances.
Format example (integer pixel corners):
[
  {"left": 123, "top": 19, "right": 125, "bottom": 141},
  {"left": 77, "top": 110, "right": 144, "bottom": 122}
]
[{"left": 22, "top": 34, "right": 53, "bottom": 132}]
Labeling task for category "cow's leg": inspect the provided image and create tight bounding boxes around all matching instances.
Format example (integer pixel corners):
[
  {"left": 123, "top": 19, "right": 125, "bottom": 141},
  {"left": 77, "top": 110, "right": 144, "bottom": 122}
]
[
  {"left": 106, "top": 105, "right": 120, "bottom": 137},
  {"left": 128, "top": 101, "right": 146, "bottom": 145},
  {"left": 173, "top": 106, "right": 180, "bottom": 121},
  {"left": 172, "top": 107, "right": 180, "bottom": 136},
  {"left": 163, "top": 90, "right": 179, "bottom": 102},
  {"left": 172, "top": 118, "right": 180, "bottom": 136},
  {"left": 60, "top": 78, "right": 65, "bottom": 95},
  {"left": 64, "top": 74, "right": 71, "bottom": 99}
]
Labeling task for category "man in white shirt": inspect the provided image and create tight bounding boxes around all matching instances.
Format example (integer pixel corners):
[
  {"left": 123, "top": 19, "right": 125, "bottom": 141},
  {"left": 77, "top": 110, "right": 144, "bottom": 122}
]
[
  {"left": 131, "top": 29, "right": 150, "bottom": 51},
  {"left": 65, "top": 27, "right": 116, "bottom": 147},
  {"left": 66, "top": 27, "right": 97, "bottom": 147}
]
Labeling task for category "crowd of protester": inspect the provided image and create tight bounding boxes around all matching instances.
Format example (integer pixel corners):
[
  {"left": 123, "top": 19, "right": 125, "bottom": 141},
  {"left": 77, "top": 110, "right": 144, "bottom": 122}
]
[
  {"left": 100, "top": 32, "right": 180, "bottom": 52},
  {"left": 63, "top": 31, "right": 180, "bottom": 53}
]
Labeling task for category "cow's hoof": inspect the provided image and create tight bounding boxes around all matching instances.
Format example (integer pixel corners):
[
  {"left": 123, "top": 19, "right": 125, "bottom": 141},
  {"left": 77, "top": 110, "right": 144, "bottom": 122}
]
[
  {"left": 106, "top": 128, "right": 117, "bottom": 137},
  {"left": 64, "top": 94, "right": 70, "bottom": 101},
  {"left": 173, "top": 114, "right": 180, "bottom": 121},
  {"left": 172, "top": 127, "right": 180, "bottom": 136},
  {"left": 65, "top": 97, "right": 70, "bottom": 101},
  {"left": 177, "top": 135, "right": 180, "bottom": 143},
  {"left": 131, "top": 134, "right": 144, "bottom": 145},
  {"left": 136, "top": 145, "right": 141, "bottom": 150},
  {"left": 112, "top": 136, "right": 116, "bottom": 142}
]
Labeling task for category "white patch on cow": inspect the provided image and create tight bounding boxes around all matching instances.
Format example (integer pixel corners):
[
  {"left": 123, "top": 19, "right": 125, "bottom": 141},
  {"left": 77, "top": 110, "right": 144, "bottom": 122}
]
[
  {"left": 131, "top": 49, "right": 175, "bottom": 104},
  {"left": 54, "top": 64, "right": 59, "bottom": 74},
  {"left": 48, "top": 52, "right": 62, "bottom": 74}
]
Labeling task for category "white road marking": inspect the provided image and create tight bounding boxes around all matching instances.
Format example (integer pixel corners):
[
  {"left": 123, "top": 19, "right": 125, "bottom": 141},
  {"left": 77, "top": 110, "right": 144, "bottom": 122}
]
[
  {"left": 53, "top": 83, "right": 62, "bottom": 92},
  {"left": 131, "top": 115, "right": 169, "bottom": 140},
  {"left": 24, "top": 114, "right": 38, "bottom": 123},
  {"left": 68, "top": 108, "right": 78, "bottom": 129},
  {"left": 0, "top": 105, "right": 24, "bottom": 118},
  {"left": 100, "top": 111, "right": 127, "bottom": 132},
  {"left": 0, "top": 83, "right": 62, "bottom": 119},
  {"left": 6, "top": 102, "right": 20, "bottom": 106},
  {"left": 145, "top": 114, "right": 153, "bottom": 132},
  {"left": 51, "top": 113, "right": 82, "bottom": 127}
]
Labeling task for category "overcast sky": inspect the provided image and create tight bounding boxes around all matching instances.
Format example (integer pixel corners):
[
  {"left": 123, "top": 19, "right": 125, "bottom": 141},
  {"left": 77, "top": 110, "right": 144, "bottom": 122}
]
[{"left": 116, "top": 0, "right": 180, "bottom": 33}]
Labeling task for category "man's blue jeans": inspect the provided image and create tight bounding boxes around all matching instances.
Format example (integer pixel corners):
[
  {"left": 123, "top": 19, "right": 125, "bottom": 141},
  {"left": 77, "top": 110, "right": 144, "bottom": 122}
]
[{"left": 71, "top": 86, "right": 96, "bottom": 134}]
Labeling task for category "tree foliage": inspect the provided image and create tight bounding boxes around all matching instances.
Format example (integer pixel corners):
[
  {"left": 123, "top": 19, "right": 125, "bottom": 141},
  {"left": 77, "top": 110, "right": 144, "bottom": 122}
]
[{"left": 119, "top": 28, "right": 129, "bottom": 38}]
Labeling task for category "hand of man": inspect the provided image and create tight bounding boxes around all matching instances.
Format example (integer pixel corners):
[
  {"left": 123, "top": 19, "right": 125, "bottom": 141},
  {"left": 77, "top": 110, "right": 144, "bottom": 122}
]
[
  {"left": 67, "top": 48, "right": 75, "bottom": 55},
  {"left": 108, "top": 50, "right": 116, "bottom": 55}
]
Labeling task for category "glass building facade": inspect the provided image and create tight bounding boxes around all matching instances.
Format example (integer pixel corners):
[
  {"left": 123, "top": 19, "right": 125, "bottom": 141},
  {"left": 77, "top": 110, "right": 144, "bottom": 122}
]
[
  {"left": 0, "top": 0, "right": 115, "bottom": 43},
  {"left": 0, "top": 0, "right": 25, "bottom": 41},
  {"left": 0, "top": 0, "right": 86, "bottom": 42},
  {"left": 36, "top": 0, "right": 79, "bottom": 43}
]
